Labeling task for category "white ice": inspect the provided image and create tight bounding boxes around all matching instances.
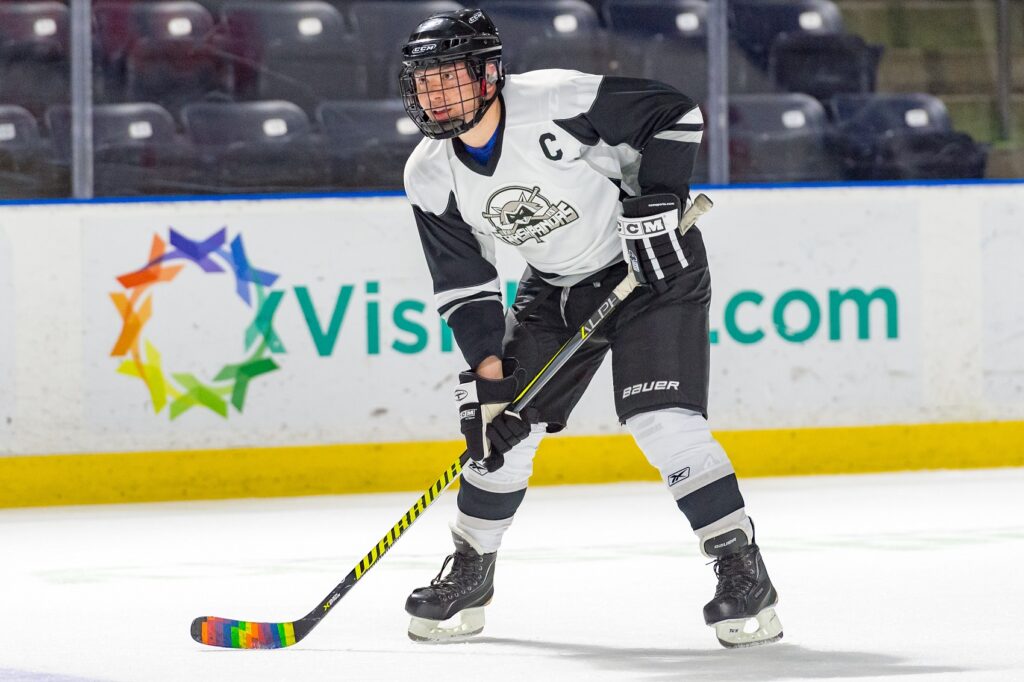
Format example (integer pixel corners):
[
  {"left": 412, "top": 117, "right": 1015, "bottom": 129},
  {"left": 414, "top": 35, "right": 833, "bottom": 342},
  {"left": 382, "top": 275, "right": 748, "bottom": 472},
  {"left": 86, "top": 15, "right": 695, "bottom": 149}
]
[{"left": 2, "top": 468, "right": 1023, "bottom": 682}]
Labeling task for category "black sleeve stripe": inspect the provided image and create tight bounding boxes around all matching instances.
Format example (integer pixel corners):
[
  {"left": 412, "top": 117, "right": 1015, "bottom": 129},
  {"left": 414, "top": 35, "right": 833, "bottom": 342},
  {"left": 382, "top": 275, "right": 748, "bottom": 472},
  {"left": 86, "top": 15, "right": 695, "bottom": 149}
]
[
  {"left": 653, "top": 130, "right": 703, "bottom": 143},
  {"left": 667, "top": 123, "right": 704, "bottom": 132},
  {"left": 438, "top": 289, "right": 503, "bottom": 318},
  {"left": 435, "top": 276, "right": 500, "bottom": 312}
]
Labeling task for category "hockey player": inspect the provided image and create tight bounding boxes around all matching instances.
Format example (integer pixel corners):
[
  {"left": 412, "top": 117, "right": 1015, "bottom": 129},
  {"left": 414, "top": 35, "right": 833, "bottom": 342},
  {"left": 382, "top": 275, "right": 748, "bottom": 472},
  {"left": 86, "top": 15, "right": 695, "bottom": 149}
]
[{"left": 398, "top": 9, "right": 781, "bottom": 649}]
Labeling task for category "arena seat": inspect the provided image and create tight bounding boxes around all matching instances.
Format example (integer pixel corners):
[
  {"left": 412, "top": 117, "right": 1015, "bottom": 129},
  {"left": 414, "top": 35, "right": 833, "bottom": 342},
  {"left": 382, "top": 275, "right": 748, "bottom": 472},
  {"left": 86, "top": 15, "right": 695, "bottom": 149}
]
[
  {"left": 45, "top": 102, "right": 202, "bottom": 196},
  {"left": 94, "top": 1, "right": 215, "bottom": 67},
  {"left": 47, "top": 103, "right": 177, "bottom": 155},
  {"left": 601, "top": 0, "right": 707, "bottom": 80},
  {"left": 124, "top": 39, "right": 227, "bottom": 116},
  {"left": 769, "top": 32, "right": 882, "bottom": 104},
  {"left": 827, "top": 93, "right": 987, "bottom": 180},
  {"left": 603, "top": 0, "right": 707, "bottom": 41},
  {"left": 94, "top": 2, "right": 222, "bottom": 109},
  {"left": 640, "top": 39, "right": 777, "bottom": 106},
  {"left": 830, "top": 93, "right": 953, "bottom": 135},
  {"left": 478, "top": 0, "right": 609, "bottom": 73},
  {"left": 730, "top": 0, "right": 843, "bottom": 70},
  {"left": 520, "top": 33, "right": 622, "bottom": 75},
  {"left": 0, "top": 104, "right": 58, "bottom": 198},
  {"left": 727, "top": 93, "right": 841, "bottom": 183},
  {"left": 0, "top": 2, "right": 70, "bottom": 117},
  {"left": 347, "top": 1, "right": 463, "bottom": 98},
  {"left": 317, "top": 99, "right": 422, "bottom": 189},
  {"left": 181, "top": 100, "right": 330, "bottom": 191},
  {"left": 221, "top": 1, "right": 367, "bottom": 112},
  {"left": 861, "top": 130, "right": 988, "bottom": 180}
]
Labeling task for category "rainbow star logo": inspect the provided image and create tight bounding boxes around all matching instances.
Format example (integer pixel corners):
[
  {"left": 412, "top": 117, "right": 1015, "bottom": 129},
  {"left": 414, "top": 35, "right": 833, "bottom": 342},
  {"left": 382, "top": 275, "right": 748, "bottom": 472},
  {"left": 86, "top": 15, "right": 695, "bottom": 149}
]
[{"left": 110, "top": 228, "right": 284, "bottom": 419}]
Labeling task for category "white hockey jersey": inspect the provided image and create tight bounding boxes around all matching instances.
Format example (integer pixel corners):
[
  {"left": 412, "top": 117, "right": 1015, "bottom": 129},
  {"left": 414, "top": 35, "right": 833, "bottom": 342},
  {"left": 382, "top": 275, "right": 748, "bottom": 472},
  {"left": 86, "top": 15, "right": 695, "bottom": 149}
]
[{"left": 404, "top": 69, "right": 703, "bottom": 367}]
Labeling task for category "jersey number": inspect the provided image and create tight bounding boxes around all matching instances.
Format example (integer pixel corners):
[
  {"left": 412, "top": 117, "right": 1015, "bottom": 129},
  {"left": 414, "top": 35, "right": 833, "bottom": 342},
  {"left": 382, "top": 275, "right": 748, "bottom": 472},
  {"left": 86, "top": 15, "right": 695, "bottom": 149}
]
[{"left": 539, "top": 133, "right": 563, "bottom": 161}]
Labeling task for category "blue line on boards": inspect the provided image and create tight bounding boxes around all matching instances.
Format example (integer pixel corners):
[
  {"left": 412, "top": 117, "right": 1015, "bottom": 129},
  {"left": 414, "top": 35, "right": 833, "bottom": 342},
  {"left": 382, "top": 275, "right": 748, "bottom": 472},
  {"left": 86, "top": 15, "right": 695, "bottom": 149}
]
[{"left": 1, "top": 178, "right": 1023, "bottom": 208}]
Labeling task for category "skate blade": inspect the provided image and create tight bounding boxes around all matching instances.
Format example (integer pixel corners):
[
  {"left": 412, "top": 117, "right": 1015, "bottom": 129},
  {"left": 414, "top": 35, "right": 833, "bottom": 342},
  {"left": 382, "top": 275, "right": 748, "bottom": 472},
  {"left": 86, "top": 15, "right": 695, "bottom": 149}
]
[
  {"left": 713, "top": 606, "right": 783, "bottom": 649},
  {"left": 407, "top": 606, "right": 485, "bottom": 644}
]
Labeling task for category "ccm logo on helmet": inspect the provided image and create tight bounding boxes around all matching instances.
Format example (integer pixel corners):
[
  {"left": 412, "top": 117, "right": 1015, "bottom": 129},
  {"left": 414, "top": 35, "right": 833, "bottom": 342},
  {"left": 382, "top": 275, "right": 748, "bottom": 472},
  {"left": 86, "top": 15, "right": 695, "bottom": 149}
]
[
  {"left": 411, "top": 43, "right": 438, "bottom": 54},
  {"left": 617, "top": 218, "right": 669, "bottom": 238},
  {"left": 622, "top": 380, "right": 679, "bottom": 399},
  {"left": 468, "top": 10, "right": 483, "bottom": 22}
]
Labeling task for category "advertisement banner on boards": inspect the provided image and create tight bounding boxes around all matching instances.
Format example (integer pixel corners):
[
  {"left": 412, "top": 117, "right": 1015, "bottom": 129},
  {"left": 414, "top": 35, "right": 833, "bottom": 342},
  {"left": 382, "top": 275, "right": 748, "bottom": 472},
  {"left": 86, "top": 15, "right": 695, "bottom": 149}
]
[
  {"left": 78, "top": 191, "right": 923, "bottom": 452},
  {"left": 699, "top": 190, "right": 920, "bottom": 429},
  {"left": 0, "top": 227, "right": 13, "bottom": 451},
  {"left": 982, "top": 201, "right": 1024, "bottom": 405},
  {"left": 82, "top": 200, "right": 470, "bottom": 451}
]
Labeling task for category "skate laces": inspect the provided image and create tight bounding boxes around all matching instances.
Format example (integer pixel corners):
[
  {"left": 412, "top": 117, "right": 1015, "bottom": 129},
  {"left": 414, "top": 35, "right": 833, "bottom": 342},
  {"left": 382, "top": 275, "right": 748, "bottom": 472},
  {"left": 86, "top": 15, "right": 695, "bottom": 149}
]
[
  {"left": 430, "top": 554, "right": 456, "bottom": 587},
  {"left": 429, "top": 551, "right": 483, "bottom": 600},
  {"left": 712, "top": 548, "right": 757, "bottom": 597}
]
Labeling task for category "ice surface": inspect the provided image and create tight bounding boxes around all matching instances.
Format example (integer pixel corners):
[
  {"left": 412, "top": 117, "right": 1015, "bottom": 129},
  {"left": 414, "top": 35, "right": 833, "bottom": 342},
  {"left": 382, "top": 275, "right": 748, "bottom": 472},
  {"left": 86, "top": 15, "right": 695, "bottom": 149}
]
[{"left": 2, "top": 468, "right": 1023, "bottom": 681}]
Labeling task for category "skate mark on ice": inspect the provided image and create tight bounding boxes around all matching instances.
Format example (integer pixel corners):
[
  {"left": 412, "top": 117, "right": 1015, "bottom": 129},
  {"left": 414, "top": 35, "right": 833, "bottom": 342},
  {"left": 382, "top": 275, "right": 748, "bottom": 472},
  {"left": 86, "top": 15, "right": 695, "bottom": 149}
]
[
  {"left": 30, "top": 525, "right": 1024, "bottom": 585},
  {"left": 464, "top": 639, "right": 966, "bottom": 680},
  {"left": 0, "top": 670, "right": 109, "bottom": 682}
]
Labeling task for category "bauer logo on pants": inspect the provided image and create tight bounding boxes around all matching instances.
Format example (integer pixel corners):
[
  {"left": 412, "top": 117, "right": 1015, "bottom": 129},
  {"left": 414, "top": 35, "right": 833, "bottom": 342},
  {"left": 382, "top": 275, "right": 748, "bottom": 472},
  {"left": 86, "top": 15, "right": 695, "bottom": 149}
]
[{"left": 621, "top": 380, "right": 680, "bottom": 399}]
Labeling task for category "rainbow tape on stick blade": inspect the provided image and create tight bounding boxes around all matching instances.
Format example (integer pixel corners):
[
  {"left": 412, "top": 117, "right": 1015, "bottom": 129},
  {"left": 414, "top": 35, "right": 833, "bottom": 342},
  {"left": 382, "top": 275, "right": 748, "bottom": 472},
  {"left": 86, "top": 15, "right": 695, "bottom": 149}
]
[{"left": 193, "top": 617, "right": 297, "bottom": 650}]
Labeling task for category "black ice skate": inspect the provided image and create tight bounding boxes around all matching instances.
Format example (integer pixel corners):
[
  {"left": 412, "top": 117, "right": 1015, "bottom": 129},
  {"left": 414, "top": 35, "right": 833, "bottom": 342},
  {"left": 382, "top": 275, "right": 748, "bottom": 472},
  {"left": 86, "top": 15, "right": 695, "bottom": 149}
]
[
  {"left": 405, "top": 527, "right": 496, "bottom": 643},
  {"left": 702, "top": 525, "right": 783, "bottom": 648}
]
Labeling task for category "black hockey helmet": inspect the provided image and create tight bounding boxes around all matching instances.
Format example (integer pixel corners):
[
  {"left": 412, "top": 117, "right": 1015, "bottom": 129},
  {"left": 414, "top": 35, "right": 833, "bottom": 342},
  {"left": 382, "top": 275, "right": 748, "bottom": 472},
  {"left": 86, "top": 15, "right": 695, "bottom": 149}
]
[{"left": 399, "top": 8, "right": 504, "bottom": 139}]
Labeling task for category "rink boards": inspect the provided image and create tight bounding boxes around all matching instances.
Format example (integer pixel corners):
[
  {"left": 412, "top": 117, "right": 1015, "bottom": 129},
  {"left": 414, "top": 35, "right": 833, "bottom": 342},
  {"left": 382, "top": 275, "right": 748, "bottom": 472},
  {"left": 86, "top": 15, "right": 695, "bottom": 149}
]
[{"left": 1, "top": 183, "right": 1023, "bottom": 506}]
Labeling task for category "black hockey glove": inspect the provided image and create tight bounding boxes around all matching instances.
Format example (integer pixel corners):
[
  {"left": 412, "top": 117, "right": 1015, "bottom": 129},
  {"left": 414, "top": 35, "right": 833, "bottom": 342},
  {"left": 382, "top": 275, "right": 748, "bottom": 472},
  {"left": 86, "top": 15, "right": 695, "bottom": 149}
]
[
  {"left": 455, "top": 369, "right": 531, "bottom": 473},
  {"left": 617, "top": 193, "right": 688, "bottom": 293}
]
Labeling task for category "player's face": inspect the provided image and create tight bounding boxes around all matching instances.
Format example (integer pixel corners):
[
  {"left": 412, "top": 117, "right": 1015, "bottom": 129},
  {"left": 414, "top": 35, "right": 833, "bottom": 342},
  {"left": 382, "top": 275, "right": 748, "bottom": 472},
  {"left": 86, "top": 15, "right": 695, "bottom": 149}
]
[{"left": 413, "top": 62, "right": 480, "bottom": 124}]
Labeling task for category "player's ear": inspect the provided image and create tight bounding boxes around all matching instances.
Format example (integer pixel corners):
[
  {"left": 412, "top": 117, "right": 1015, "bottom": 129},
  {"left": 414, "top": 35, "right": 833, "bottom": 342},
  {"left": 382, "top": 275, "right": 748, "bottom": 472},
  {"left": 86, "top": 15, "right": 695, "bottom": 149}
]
[{"left": 483, "top": 62, "right": 499, "bottom": 94}]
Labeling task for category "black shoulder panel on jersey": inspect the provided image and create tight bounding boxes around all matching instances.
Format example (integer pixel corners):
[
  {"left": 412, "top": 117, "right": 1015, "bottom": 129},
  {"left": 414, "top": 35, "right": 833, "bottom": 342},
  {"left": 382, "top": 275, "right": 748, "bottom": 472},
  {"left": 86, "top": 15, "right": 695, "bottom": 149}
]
[
  {"left": 553, "top": 113, "right": 600, "bottom": 146},
  {"left": 554, "top": 76, "right": 698, "bottom": 150},
  {"left": 413, "top": 192, "right": 497, "bottom": 296},
  {"left": 554, "top": 76, "right": 701, "bottom": 200}
]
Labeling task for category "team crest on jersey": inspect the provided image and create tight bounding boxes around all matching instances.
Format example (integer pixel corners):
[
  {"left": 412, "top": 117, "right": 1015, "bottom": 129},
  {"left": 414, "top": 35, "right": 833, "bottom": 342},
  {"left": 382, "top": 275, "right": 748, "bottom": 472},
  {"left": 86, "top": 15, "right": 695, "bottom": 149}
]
[{"left": 481, "top": 185, "right": 579, "bottom": 246}]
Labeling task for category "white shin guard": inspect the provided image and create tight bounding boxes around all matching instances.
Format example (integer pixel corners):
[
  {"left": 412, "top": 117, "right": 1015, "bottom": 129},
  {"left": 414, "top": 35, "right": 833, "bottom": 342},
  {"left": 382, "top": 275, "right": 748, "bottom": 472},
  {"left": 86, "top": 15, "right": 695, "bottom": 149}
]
[
  {"left": 626, "top": 408, "right": 738, "bottom": 504},
  {"left": 456, "top": 423, "right": 546, "bottom": 554}
]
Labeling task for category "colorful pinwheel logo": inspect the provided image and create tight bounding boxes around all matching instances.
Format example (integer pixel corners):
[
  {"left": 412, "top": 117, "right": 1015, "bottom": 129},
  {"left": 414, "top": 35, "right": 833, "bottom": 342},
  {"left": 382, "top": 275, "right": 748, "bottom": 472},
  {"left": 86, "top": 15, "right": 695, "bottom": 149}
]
[{"left": 110, "top": 228, "right": 284, "bottom": 419}]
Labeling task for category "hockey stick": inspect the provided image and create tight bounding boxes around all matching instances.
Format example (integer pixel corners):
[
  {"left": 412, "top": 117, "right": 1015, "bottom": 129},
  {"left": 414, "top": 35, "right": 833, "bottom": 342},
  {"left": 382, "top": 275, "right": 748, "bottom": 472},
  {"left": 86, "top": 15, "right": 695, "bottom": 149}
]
[{"left": 190, "top": 193, "right": 714, "bottom": 649}]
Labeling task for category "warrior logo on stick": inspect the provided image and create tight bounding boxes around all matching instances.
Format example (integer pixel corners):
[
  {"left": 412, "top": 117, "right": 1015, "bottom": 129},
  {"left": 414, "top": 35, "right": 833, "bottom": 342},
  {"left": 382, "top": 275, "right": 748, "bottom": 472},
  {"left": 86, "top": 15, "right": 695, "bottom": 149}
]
[{"left": 482, "top": 185, "right": 579, "bottom": 246}]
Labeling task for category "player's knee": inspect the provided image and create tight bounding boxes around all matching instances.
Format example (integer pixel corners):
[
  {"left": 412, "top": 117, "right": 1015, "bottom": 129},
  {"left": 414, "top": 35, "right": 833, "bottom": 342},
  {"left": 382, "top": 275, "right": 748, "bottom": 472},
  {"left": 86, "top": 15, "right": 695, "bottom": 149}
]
[{"left": 626, "top": 408, "right": 733, "bottom": 484}]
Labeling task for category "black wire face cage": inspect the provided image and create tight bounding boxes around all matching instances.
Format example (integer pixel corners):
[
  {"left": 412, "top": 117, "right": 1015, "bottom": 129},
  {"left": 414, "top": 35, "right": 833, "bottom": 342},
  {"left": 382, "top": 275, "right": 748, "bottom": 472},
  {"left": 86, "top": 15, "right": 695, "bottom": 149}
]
[{"left": 399, "top": 54, "right": 504, "bottom": 140}]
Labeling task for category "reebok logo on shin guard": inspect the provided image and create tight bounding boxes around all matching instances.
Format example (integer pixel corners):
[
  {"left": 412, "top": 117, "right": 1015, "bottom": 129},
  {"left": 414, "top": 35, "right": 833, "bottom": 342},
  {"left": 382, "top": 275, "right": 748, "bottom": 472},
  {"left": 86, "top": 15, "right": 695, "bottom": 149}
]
[
  {"left": 621, "top": 380, "right": 680, "bottom": 399},
  {"left": 668, "top": 467, "right": 690, "bottom": 486}
]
